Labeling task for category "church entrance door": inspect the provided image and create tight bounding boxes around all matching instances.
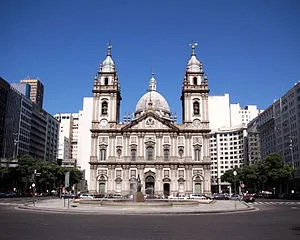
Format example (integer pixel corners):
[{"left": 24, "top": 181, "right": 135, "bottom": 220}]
[
  {"left": 99, "top": 183, "right": 105, "bottom": 193},
  {"left": 163, "top": 183, "right": 170, "bottom": 196},
  {"left": 195, "top": 183, "right": 201, "bottom": 194},
  {"left": 145, "top": 176, "right": 155, "bottom": 195}
]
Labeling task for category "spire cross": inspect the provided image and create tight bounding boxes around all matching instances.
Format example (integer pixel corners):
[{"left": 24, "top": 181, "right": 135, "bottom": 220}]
[{"left": 189, "top": 41, "right": 198, "bottom": 55}]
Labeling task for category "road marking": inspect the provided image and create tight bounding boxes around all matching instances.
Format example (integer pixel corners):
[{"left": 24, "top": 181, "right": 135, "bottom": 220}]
[{"left": 248, "top": 201, "right": 300, "bottom": 205}]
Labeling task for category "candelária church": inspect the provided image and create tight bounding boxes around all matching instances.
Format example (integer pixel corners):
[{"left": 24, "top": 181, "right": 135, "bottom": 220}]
[{"left": 89, "top": 44, "right": 211, "bottom": 196}]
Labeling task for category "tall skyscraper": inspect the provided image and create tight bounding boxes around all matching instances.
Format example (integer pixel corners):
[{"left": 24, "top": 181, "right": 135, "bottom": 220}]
[{"left": 20, "top": 77, "right": 44, "bottom": 109}]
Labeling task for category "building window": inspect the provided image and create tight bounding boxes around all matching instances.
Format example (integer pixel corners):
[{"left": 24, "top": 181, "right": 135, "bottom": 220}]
[
  {"left": 102, "top": 101, "right": 108, "bottom": 115},
  {"left": 194, "top": 146, "right": 201, "bottom": 161},
  {"left": 130, "top": 147, "right": 137, "bottom": 161},
  {"left": 164, "top": 148, "right": 169, "bottom": 161},
  {"left": 146, "top": 146, "right": 154, "bottom": 161},
  {"left": 179, "top": 170, "right": 184, "bottom": 178},
  {"left": 130, "top": 169, "right": 136, "bottom": 178},
  {"left": 104, "top": 77, "right": 109, "bottom": 85},
  {"left": 178, "top": 147, "right": 184, "bottom": 158},
  {"left": 179, "top": 182, "right": 184, "bottom": 192},
  {"left": 193, "top": 101, "right": 200, "bottom": 115},
  {"left": 115, "top": 181, "right": 121, "bottom": 193},
  {"left": 193, "top": 77, "right": 197, "bottom": 85},
  {"left": 164, "top": 170, "right": 169, "bottom": 177},
  {"left": 100, "top": 148, "right": 106, "bottom": 161},
  {"left": 116, "top": 170, "right": 122, "bottom": 177},
  {"left": 116, "top": 147, "right": 122, "bottom": 158}
]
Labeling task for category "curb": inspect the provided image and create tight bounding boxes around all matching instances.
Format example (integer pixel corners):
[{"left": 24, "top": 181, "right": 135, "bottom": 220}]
[{"left": 16, "top": 202, "right": 258, "bottom": 215}]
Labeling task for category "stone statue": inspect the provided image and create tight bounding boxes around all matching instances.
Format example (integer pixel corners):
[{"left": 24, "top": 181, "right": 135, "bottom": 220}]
[
  {"left": 135, "top": 174, "right": 144, "bottom": 202},
  {"left": 137, "top": 174, "right": 142, "bottom": 192}
]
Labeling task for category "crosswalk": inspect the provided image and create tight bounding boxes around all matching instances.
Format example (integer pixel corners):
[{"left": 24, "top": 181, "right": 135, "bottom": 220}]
[{"left": 247, "top": 201, "right": 300, "bottom": 205}]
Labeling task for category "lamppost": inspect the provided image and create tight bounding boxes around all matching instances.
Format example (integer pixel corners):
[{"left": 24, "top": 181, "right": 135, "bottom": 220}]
[
  {"left": 289, "top": 136, "right": 295, "bottom": 194},
  {"left": 289, "top": 136, "right": 295, "bottom": 170},
  {"left": 32, "top": 169, "right": 41, "bottom": 207},
  {"left": 233, "top": 170, "right": 237, "bottom": 209},
  {"left": 12, "top": 133, "right": 19, "bottom": 159}
]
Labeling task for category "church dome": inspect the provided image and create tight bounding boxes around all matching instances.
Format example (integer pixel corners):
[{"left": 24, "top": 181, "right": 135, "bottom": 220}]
[{"left": 134, "top": 74, "right": 171, "bottom": 120}]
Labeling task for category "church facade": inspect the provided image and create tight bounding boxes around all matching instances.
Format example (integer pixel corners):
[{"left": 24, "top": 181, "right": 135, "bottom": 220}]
[{"left": 89, "top": 44, "right": 211, "bottom": 196}]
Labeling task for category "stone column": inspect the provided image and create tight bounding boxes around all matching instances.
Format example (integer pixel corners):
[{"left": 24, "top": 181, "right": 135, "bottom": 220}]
[
  {"left": 124, "top": 135, "right": 129, "bottom": 157},
  {"left": 89, "top": 165, "right": 97, "bottom": 193},
  {"left": 156, "top": 135, "right": 162, "bottom": 160},
  {"left": 90, "top": 134, "right": 98, "bottom": 162},
  {"left": 171, "top": 165, "right": 177, "bottom": 193},
  {"left": 108, "top": 166, "right": 114, "bottom": 192},
  {"left": 187, "top": 166, "right": 192, "bottom": 193},
  {"left": 156, "top": 165, "right": 162, "bottom": 194},
  {"left": 139, "top": 166, "right": 145, "bottom": 192},
  {"left": 123, "top": 166, "right": 129, "bottom": 194}
]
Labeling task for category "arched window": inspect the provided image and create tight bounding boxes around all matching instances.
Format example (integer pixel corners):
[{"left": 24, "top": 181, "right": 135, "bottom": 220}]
[
  {"left": 146, "top": 146, "right": 154, "bottom": 161},
  {"left": 193, "top": 101, "right": 200, "bottom": 115},
  {"left": 178, "top": 147, "right": 184, "bottom": 158},
  {"left": 100, "top": 148, "right": 106, "bottom": 161},
  {"left": 131, "top": 148, "right": 137, "bottom": 161},
  {"left": 193, "top": 77, "right": 197, "bottom": 85},
  {"left": 116, "top": 147, "right": 122, "bottom": 158},
  {"left": 104, "top": 77, "right": 109, "bottom": 85},
  {"left": 102, "top": 101, "right": 108, "bottom": 115},
  {"left": 115, "top": 179, "right": 122, "bottom": 193},
  {"left": 194, "top": 147, "right": 201, "bottom": 161},
  {"left": 164, "top": 148, "right": 169, "bottom": 161}
]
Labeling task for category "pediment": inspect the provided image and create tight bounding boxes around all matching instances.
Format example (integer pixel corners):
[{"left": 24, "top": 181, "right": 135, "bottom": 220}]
[{"left": 121, "top": 112, "right": 179, "bottom": 132}]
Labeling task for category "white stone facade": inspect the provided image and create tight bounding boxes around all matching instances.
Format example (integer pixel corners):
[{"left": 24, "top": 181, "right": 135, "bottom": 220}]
[{"left": 89, "top": 44, "right": 212, "bottom": 196}]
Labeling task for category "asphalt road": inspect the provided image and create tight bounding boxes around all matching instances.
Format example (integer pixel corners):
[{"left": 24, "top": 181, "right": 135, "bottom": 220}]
[{"left": 0, "top": 201, "right": 300, "bottom": 240}]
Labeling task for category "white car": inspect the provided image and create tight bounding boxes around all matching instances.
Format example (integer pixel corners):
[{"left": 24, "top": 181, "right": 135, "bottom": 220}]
[
  {"left": 168, "top": 194, "right": 179, "bottom": 199},
  {"left": 189, "top": 194, "right": 207, "bottom": 200},
  {"left": 79, "top": 194, "right": 94, "bottom": 199},
  {"left": 168, "top": 194, "right": 189, "bottom": 200},
  {"left": 178, "top": 194, "right": 189, "bottom": 200}
]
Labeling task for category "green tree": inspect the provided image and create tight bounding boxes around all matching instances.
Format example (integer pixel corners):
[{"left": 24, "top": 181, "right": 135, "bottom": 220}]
[
  {"left": 261, "top": 154, "right": 294, "bottom": 193},
  {"left": 1, "top": 154, "right": 83, "bottom": 195},
  {"left": 221, "top": 153, "right": 294, "bottom": 194},
  {"left": 221, "top": 168, "right": 242, "bottom": 184}
]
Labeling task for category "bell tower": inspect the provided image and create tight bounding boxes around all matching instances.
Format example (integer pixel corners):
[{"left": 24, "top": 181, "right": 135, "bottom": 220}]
[
  {"left": 181, "top": 43, "right": 209, "bottom": 125},
  {"left": 92, "top": 44, "right": 121, "bottom": 127}
]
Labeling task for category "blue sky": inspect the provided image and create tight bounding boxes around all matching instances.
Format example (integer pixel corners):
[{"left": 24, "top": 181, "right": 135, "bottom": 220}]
[{"left": 1, "top": 0, "right": 299, "bottom": 122}]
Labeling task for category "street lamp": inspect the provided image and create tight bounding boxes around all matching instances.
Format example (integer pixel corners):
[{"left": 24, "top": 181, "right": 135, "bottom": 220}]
[
  {"left": 289, "top": 136, "right": 295, "bottom": 194},
  {"left": 12, "top": 133, "right": 19, "bottom": 159},
  {"left": 289, "top": 136, "right": 295, "bottom": 170},
  {"left": 233, "top": 171, "right": 237, "bottom": 209}
]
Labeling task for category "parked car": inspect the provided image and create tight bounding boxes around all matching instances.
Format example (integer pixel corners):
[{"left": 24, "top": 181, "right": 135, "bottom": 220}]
[
  {"left": 93, "top": 194, "right": 106, "bottom": 198},
  {"left": 189, "top": 194, "right": 207, "bottom": 200},
  {"left": 178, "top": 194, "right": 190, "bottom": 200},
  {"left": 112, "top": 194, "right": 123, "bottom": 198},
  {"left": 168, "top": 194, "right": 179, "bottom": 199},
  {"left": 79, "top": 194, "right": 94, "bottom": 199},
  {"left": 61, "top": 193, "right": 77, "bottom": 199},
  {"left": 213, "top": 193, "right": 227, "bottom": 200},
  {"left": 242, "top": 195, "right": 255, "bottom": 203},
  {"left": 230, "top": 194, "right": 240, "bottom": 200}
]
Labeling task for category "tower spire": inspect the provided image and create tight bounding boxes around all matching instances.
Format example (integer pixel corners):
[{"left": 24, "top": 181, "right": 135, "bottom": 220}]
[
  {"left": 149, "top": 70, "right": 156, "bottom": 91},
  {"left": 189, "top": 41, "right": 198, "bottom": 56},
  {"left": 107, "top": 41, "right": 112, "bottom": 56}
]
